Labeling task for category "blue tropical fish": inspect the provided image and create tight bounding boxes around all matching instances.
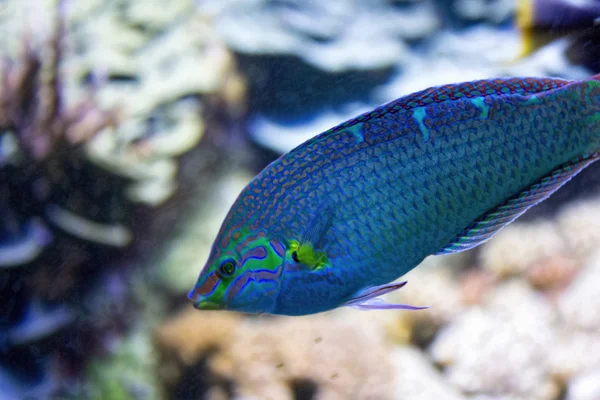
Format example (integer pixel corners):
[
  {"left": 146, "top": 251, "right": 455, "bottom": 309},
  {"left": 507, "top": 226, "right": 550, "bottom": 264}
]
[{"left": 189, "top": 74, "right": 600, "bottom": 316}]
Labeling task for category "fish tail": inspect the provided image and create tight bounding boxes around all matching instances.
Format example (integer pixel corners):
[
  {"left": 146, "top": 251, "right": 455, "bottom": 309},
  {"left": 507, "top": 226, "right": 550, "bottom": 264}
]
[
  {"left": 516, "top": 0, "right": 600, "bottom": 57},
  {"left": 516, "top": 0, "right": 536, "bottom": 57}
]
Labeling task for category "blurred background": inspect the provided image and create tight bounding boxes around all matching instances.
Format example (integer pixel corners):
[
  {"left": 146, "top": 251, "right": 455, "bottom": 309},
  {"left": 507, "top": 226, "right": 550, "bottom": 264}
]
[{"left": 1, "top": 0, "right": 600, "bottom": 399}]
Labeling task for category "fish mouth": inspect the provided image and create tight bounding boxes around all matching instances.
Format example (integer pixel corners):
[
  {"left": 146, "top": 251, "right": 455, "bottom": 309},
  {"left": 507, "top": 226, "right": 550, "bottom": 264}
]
[
  {"left": 192, "top": 300, "right": 224, "bottom": 310},
  {"left": 187, "top": 287, "right": 224, "bottom": 310}
]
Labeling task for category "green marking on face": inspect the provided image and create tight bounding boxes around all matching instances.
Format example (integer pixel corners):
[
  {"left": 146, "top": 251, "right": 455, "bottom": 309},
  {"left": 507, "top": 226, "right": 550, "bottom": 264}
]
[{"left": 189, "top": 226, "right": 289, "bottom": 311}]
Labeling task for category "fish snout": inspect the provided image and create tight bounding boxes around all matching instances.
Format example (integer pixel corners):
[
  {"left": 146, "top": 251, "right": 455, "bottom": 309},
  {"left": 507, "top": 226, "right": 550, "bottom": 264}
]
[{"left": 187, "top": 287, "right": 224, "bottom": 310}]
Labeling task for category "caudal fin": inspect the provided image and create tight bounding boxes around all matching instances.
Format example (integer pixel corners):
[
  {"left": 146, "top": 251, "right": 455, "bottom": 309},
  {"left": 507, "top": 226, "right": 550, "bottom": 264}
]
[{"left": 517, "top": 0, "right": 600, "bottom": 57}]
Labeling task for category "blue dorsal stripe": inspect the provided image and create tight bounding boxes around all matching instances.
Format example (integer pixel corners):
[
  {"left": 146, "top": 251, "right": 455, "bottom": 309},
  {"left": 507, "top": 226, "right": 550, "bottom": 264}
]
[
  {"left": 328, "top": 77, "right": 573, "bottom": 134},
  {"left": 436, "top": 152, "right": 600, "bottom": 255},
  {"left": 286, "top": 77, "right": 574, "bottom": 158}
]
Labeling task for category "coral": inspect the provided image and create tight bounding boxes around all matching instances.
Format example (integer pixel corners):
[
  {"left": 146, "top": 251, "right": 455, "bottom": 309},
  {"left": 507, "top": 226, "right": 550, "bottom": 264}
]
[
  {"left": 385, "top": 255, "right": 466, "bottom": 347},
  {"left": 430, "top": 281, "right": 558, "bottom": 400},
  {"left": 246, "top": 19, "right": 590, "bottom": 155},
  {"left": 0, "top": 2, "right": 124, "bottom": 295},
  {"left": 374, "top": 25, "right": 590, "bottom": 110},
  {"left": 0, "top": 300, "right": 73, "bottom": 348},
  {"left": 525, "top": 254, "right": 579, "bottom": 293},
  {"left": 453, "top": 0, "right": 515, "bottom": 24},
  {"left": 0, "top": 0, "right": 244, "bottom": 397},
  {"left": 84, "top": 327, "right": 160, "bottom": 400},
  {"left": 64, "top": 0, "right": 245, "bottom": 206},
  {"left": 565, "top": 369, "right": 600, "bottom": 400},
  {"left": 479, "top": 221, "right": 568, "bottom": 278},
  {"left": 548, "top": 330, "right": 600, "bottom": 384},
  {"left": 392, "top": 345, "right": 466, "bottom": 400},
  {"left": 247, "top": 104, "right": 372, "bottom": 155},
  {"left": 556, "top": 198, "right": 600, "bottom": 260},
  {"left": 458, "top": 268, "right": 497, "bottom": 305},
  {"left": 154, "top": 308, "right": 242, "bottom": 370},
  {"left": 155, "top": 307, "right": 397, "bottom": 400},
  {"left": 198, "top": 0, "right": 439, "bottom": 73},
  {"left": 195, "top": 0, "right": 441, "bottom": 155},
  {"left": 556, "top": 251, "right": 600, "bottom": 332}
]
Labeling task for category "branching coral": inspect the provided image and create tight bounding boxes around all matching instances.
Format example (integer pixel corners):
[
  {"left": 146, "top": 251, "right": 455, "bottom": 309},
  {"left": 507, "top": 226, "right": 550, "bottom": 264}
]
[
  {"left": 0, "top": 4, "right": 142, "bottom": 397},
  {"left": 0, "top": 2, "right": 127, "bottom": 288}
]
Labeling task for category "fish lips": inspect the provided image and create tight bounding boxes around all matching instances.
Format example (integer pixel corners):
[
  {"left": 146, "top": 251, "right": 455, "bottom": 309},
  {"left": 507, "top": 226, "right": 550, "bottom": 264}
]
[{"left": 187, "top": 287, "right": 224, "bottom": 310}]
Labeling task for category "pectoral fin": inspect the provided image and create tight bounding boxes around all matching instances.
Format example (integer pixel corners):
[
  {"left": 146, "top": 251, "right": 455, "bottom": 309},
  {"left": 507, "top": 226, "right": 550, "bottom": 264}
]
[
  {"left": 292, "top": 200, "right": 334, "bottom": 270},
  {"left": 344, "top": 281, "right": 428, "bottom": 311}
]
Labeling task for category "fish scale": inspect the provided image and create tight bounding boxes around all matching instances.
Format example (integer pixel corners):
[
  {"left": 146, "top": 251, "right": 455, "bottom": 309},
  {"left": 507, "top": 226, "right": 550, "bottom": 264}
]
[{"left": 189, "top": 76, "right": 600, "bottom": 316}]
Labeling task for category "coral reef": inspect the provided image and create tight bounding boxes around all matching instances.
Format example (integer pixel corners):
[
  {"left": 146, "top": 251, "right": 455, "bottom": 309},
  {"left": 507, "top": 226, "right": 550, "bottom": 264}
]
[
  {"left": 392, "top": 345, "right": 466, "bottom": 400},
  {"left": 195, "top": 0, "right": 443, "bottom": 155},
  {"left": 0, "top": 2, "right": 122, "bottom": 296},
  {"left": 2, "top": 1, "right": 600, "bottom": 399},
  {"left": 65, "top": 0, "right": 245, "bottom": 206},
  {"left": 156, "top": 307, "right": 411, "bottom": 400},
  {"left": 565, "top": 369, "right": 600, "bottom": 400},
  {"left": 84, "top": 326, "right": 160, "bottom": 400},
  {"left": 0, "top": 0, "right": 244, "bottom": 397},
  {"left": 557, "top": 251, "right": 600, "bottom": 333},
  {"left": 245, "top": 18, "right": 591, "bottom": 155},
  {"left": 479, "top": 221, "right": 568, "bottom": 278},
  {"left": 199, "top": 0, "right": 439, "bottom": 73},
  {"left": 430, "top": 280, "right": 559, "bottom": 400}
]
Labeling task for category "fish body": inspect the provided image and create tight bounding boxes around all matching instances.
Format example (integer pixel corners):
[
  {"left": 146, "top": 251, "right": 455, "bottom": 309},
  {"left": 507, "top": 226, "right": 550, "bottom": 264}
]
[{"left": 189, "top": 76, "right": 600, "bottom": 316}]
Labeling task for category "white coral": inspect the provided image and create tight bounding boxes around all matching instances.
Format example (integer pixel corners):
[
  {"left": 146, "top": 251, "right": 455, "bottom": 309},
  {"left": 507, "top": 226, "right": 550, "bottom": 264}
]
[
  {"left": 430, "top": 281, "right": 557, "bottom": 400},
  {"left": 479, "top": 221, "right": 567, "bottom": 278}
]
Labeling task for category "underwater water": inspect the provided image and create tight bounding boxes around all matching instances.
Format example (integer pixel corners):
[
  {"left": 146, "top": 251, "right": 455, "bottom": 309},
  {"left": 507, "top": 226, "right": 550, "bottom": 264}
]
[{"left": 1, "top": 0, "right": 600, "bottom": 399}]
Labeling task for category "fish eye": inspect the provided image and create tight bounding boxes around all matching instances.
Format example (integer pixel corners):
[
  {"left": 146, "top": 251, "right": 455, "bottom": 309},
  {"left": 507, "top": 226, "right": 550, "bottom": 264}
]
[{"left": 217, "top": 259, "right": 236, "bottom": 279}]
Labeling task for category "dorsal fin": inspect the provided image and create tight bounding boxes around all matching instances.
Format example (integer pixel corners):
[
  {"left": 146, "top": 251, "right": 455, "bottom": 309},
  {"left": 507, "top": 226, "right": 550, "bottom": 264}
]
[
  {"left": 289, "top": 77, "right": 575, "bottom": 156},
  {"left": 327, "top": 77, "right": 573, "bottom": 135},
  {"left": 437, "top": 152, "right": 600, "bottom": 255},
  {"left": 385, "top": 77, "right": 572, "bottom": 110}
]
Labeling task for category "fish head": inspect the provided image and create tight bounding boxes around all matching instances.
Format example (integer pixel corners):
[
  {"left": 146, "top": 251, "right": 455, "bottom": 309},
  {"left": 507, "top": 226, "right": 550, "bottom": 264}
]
[{"left": 187, "top": 226, "right": 287, "bottom": 314}]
